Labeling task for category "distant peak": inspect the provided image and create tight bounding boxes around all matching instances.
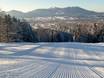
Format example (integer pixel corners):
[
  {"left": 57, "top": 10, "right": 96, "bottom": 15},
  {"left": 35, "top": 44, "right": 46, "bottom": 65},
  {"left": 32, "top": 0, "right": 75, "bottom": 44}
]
[{"left": 8, "top": 10, "right": 24, "bottom": 13}]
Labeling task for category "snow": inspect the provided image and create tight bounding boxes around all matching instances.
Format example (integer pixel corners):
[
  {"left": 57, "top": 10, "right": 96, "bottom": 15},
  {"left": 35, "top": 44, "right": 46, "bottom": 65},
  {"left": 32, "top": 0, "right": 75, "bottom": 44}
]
[
  {"left": 0, "top": 42, "right": 104, "bottom": 78},
  {"left": 0, "top": 60, "right": 17, "bottom": 65}
]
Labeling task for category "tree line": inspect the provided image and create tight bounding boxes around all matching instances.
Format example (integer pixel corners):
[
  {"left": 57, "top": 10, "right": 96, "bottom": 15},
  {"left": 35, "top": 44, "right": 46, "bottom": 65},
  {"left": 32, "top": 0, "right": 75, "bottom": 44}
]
[
  {"left": 0, "top": 13, "right": 104, "bottom": 43},
  {"left": 32, "top": 20, "right": 104, "bottom": 43},
  {"left": 0, "top": 14, "right": 35, "bottom": 42}
]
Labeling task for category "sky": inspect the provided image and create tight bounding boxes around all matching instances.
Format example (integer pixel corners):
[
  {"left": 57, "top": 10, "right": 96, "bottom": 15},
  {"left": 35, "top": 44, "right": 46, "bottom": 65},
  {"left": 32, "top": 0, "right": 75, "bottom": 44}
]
[{"left": 0, "top": 0, "right": 104, "bottom": 12}]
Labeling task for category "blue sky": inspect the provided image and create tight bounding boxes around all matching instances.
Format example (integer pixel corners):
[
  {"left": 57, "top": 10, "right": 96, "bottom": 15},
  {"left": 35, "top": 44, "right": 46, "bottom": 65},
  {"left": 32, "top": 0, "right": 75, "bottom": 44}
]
[{"left": 0, "top": 0, "right": 104, "bottom": 12}]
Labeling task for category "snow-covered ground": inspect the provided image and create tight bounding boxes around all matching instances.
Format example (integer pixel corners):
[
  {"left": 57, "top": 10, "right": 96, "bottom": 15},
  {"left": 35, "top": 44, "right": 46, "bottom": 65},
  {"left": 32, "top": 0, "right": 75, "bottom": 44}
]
[{"left": 0, "top": 42, "right": 104, "bottom": 78}]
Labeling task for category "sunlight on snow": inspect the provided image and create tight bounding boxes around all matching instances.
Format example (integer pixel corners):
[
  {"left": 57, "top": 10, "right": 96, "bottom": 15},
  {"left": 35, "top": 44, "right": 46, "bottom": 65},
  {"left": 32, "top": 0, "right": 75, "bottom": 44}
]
[
  {"left": 0, "top": 51, "right": 15, "bottom": 55},
  {"left": 4, "top": 45, "right": 39, "bottom": 51},
  {"left": 35, "top": 47, "right": 51, "bottom": 54},
  {"left": 0, "top": 60, "right": 18, "bottom": 65},
  {"left": 95, "top": 67, "right": 104, "bottom": 73}
]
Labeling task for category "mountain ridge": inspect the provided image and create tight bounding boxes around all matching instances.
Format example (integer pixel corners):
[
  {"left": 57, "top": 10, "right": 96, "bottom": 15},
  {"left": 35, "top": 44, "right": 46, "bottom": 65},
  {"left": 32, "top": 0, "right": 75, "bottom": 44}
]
[{"left": 7, "top": 7, "right": 104, "bottom": 18}]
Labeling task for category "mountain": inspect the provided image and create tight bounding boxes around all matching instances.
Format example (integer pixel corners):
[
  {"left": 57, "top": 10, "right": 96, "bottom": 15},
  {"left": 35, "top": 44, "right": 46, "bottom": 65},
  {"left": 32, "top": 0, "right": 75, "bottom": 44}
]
[
  {"left": 7, "top": 10, "right": 26, "bottom": 18},
  {"left": 7, "top": 7, "right": 104, "bottom": 18}
]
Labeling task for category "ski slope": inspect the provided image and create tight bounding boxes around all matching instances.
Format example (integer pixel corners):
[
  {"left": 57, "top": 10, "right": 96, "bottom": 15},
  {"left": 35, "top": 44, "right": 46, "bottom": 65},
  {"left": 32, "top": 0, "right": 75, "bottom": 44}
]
[{"left": 0, "top": 42, "right": 104, "bottom": 78}]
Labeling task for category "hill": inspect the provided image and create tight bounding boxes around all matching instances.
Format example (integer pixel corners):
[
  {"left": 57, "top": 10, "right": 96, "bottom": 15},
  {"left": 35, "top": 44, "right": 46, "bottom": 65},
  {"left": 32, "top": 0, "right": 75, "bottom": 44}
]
[{"left": 7, "top": 7, "right": 104, "bottom": 18}]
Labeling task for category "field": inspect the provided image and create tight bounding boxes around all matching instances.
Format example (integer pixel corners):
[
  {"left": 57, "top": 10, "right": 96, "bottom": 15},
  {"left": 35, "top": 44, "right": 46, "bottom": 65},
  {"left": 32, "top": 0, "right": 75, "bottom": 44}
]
[{"left": 0, "top": 42, "right": 104, "bottom": 78}]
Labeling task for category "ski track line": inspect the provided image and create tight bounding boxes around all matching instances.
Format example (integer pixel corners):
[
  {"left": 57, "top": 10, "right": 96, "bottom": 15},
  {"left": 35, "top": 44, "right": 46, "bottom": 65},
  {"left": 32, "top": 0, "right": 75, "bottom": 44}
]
[
  {"left": 0, "top": 61, "right": 50, "bottom": 78},
  {"left": 89, "top": 67, "right": 104, "bottom": 78},
  {"left": 0, "top": 43, "right": 104, "bottom": 78},
  {"left": 0, "top": 60, "right": 47, "bottom": 75}
]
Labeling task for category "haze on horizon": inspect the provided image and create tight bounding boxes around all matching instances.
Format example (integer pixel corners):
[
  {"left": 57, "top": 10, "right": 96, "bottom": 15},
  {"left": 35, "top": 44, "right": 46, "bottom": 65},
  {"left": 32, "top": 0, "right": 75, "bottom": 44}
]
[{"left": 0, "top": 0, "right": 104, "bottom": 12}]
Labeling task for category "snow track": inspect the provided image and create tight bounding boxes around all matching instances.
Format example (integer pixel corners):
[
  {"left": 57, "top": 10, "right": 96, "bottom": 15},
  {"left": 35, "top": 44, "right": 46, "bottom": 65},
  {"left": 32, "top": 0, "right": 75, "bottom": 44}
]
[{"left": 0, "top": 42, "right": 104, "bottom": 78}]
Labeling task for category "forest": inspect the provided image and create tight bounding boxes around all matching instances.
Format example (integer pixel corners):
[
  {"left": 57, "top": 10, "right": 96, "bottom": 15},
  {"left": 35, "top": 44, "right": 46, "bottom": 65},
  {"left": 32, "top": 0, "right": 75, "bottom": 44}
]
[{"left": 0, "top": 12, "right": 104, "bottom": 43}]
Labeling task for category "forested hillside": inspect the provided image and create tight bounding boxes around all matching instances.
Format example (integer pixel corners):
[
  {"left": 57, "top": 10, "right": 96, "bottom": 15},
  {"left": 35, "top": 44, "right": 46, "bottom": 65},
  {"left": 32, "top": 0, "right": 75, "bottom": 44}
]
[
  {"left": 0, "top": 13, "right": 35, "bottom": 42},
  {"left": 0, "top": 12, "right": 72, "bottom": 42},
  {"left": 0, "top": 11, "right": 104, "bottom": 43},
  {"left": 32, "top": 23, "right": 104, "bottom": 43}
]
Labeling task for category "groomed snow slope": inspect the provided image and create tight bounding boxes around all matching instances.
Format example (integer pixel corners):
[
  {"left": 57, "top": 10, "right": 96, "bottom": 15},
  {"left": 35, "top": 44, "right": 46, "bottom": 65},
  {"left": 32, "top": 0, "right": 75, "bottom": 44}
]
[{"left": 0, "top": 42, "right": 104, "bottom": 78}]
